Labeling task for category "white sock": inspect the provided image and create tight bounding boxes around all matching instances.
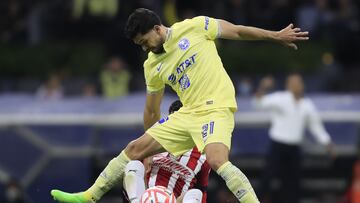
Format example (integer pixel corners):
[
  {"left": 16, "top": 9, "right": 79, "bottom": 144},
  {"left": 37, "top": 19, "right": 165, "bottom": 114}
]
[
  {"left": 124, "top": 160, "right": 146, "bottom": 203},
  {"left": 183, "top": 189, "right": 202, "bottom": 203}
]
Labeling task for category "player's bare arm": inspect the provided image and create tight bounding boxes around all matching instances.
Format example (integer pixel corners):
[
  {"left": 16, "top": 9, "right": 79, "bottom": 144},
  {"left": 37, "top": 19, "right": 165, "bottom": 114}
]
[
  {"left": 218, "top": 19, "right": 309, "bottom": 50},
  {"left": 144, "top": 89, "right": 164, "bottom": 130}
]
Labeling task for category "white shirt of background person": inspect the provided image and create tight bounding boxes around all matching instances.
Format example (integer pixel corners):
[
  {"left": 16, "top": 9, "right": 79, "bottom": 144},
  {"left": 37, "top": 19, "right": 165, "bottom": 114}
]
[
  {"left": 253, "top": 90, "right": 331, "bottom": 145},
  {"left": 252, "top": 74, "right": 334, "bottom": 155}
]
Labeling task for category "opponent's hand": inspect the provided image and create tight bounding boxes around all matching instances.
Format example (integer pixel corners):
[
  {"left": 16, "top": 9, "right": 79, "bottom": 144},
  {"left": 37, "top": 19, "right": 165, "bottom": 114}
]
[
  {"left": 276, "top": 23, "right": 309, "bottom": 50},
  {"left": 143, "top": 156, "right": 153, "bottom": 174}
]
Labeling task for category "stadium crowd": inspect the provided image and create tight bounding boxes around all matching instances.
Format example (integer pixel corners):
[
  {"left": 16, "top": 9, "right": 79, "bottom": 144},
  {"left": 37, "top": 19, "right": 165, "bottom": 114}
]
[{"left": 0, "top": 0, "right": 359, "bottom": 97}]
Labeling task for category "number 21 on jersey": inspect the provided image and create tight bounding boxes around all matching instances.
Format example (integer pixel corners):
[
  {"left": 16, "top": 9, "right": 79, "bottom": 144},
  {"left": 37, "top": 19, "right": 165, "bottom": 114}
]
[{"left": 201, "top": 121, "right": 214, "bottom": 142}]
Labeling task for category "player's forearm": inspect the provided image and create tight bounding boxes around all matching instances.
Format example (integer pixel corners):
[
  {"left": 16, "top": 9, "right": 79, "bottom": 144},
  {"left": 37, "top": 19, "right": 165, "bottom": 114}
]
[
  {"left": 143, "top": 108, "right": 160, "bottom": 130},
  {"left": 234, "top": 25, "right": 278, "bottom": 41},
  {"left": 219, "top": 20, "right": 309, "bottom": 49}
]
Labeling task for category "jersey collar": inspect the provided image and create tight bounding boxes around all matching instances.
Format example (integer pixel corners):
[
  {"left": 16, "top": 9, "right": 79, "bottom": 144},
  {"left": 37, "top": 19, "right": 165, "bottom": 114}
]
[{"left": 163, "top": 28, "right": 172, "bottom": 52}]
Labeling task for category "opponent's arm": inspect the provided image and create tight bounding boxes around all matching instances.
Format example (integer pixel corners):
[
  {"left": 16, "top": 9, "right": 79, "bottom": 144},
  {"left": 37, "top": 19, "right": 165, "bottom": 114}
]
[
  {"left": 144, "top": 89, "right": 164, "bottom": 131},
  {"left": 218, "top": 20, "right": 309, "bottom": 50}
]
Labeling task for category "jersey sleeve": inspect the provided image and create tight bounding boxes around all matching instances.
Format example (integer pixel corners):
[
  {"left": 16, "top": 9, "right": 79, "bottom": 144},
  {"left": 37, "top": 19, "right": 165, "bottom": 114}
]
[
  {"left": 144, "top": 61, "right": 165, "bottom": 93},
  {"left": 190, "top": 16, "right": 220, "bottom": 40}
]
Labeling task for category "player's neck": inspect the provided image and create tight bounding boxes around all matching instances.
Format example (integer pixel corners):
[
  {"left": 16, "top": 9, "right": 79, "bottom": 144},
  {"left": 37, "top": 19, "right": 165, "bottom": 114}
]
[
  {"left": 165, "top": 27, "right": 171, "bottom": 41},
  {"left": 159, "top": 25, "right": 170, "bottom": 43},
  {"left": 156, "top": 25, "right": 170, "bottom": 54},
  {"left": 293, "top": 92, "right": 303, "bottom": 101}
]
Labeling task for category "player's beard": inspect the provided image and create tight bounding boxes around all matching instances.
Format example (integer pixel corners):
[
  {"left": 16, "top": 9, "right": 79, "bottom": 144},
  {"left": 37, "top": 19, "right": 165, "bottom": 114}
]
[
  {"left": 151, "top": 36, "right": 166, "bottom": 54},
  {"left": 151, "top": 45, "right": 165, "bottom": 54},
  {"left": 150, "top": 44, "right": 165, "bottom": 54}
]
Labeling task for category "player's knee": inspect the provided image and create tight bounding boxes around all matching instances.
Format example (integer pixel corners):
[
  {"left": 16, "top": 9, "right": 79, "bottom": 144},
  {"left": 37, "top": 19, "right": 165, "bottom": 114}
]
[
  {"left": 207, "top": 156, "right": 227, "bottom": 171},
  {"left": 125, "top": 140, "right": 144, "bottom": 160},
  {"left": 205, "top": 143, "right": 230, "bottom": 170}
]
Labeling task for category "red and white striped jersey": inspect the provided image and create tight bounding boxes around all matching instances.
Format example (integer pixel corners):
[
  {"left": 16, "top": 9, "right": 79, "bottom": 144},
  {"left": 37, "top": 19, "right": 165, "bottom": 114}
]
[{"left": 146, "top": 147, "right": 210, "bottom": 202}]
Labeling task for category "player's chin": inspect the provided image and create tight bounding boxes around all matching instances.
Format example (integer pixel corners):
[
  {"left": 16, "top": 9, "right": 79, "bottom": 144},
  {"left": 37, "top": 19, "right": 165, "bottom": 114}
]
[
  {"left": 151, "top": 46, "right": 164, "bottom": 54},
  {"left": 151, "top": 48, "right": 161, "bottom": 54}
]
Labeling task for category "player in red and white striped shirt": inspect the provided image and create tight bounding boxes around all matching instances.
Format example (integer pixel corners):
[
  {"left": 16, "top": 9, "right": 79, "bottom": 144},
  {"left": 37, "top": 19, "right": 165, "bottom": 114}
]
[
  {"left": 147, "top": 146, "right": 210, "bottom": 202},
  {"left": 122, "top": 100, "right": 211, "bottom": 203}
]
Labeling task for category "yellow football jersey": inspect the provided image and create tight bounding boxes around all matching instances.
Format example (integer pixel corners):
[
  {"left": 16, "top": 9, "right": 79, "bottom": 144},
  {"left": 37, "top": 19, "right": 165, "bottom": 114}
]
[{"left": 144, "top": 16, "right": 237, "bottom": 112}]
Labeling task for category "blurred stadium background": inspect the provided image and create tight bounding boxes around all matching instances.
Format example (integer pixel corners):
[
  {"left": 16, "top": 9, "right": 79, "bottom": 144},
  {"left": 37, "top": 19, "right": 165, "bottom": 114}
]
[{"left": 0, "top": 0, "right": 359, "bottom": 202}]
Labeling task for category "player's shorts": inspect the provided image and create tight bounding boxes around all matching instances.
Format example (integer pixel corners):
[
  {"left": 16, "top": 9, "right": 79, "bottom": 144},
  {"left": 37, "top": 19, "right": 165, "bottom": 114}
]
[{"left": 146, "top": 107, "right": 235, "bottom": 156}]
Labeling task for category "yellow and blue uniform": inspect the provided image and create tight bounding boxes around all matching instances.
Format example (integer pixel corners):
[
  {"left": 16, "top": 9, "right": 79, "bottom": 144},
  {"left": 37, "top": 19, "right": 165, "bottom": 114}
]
[{"left": 145, "top": 16, "right": 237, "bottom": 156}]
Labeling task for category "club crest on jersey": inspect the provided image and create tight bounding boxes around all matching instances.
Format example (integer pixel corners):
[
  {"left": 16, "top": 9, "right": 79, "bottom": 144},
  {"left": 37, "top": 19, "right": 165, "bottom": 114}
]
[
  {"left": 179, "top": 74, "right": 190, "bottom": 91},
  {"left": 178, "top": 38, "right": 190, "bottom": 50}
]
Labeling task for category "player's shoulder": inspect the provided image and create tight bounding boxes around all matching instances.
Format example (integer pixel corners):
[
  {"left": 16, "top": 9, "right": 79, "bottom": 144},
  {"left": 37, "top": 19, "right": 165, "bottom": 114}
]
[
  {"left": 171, "top": 16, "right": 209, "bottom": 30},
  {"left": 143, "top": 56, "right": 157, "bottom": 79},
  {"left": 143, "top": 55, "right": 151, "bottom": 68},
  {"left": 143, "top": 52, "right": 157, "bottom": 69}
]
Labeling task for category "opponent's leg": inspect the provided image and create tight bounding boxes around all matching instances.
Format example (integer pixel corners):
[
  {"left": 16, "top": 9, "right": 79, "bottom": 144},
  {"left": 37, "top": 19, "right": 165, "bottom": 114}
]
[
  {"left": 205, "top": 143, "right": 259, "bottom": 203},
  {"left": 51, "top": 133, "right": 165, "bottom": 203},
  {"left": 123, "top": 160, "right": 146, "bottom": 203}
]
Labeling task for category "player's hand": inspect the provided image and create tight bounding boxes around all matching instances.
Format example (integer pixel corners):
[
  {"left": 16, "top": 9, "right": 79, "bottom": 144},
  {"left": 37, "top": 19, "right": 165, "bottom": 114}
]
[
  {"left": 276, "top": 23, "right": 309, "bottom": 50},
  {"left": 326, "top": 143, "right": 337, "bottom": 160},
  {"left": 143, "top": 156, "right": 153, "bottom": 174}
]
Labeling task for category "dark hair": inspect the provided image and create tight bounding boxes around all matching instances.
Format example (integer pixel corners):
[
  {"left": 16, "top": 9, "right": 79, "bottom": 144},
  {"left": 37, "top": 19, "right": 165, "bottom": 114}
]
[
  {"left": 168, "top": 100, "right": 183, "bottom": 114},
  {"left": 124, "top": 8, "right": 161, "bottom": 39}
]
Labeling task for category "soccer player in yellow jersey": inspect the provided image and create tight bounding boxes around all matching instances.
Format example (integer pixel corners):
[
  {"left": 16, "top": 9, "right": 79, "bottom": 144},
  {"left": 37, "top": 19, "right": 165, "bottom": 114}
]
[{"left": 51, "top": 8, "right": 309, "bottom": 203}]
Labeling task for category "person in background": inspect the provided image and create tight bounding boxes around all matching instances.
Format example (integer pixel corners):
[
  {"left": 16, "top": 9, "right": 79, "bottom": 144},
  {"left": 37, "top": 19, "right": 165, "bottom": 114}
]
[
  {"left": 82, "top": 83, "right": 97, "bottom": 98},
  {"left": 36, "top": 73, "right": 64, "bottom": 100},
  {"left": 1, "top": 0, "right": 27, "bottom": 43},
  {"left": 237, "top": 76, "right": 253, "bottom": 96},
  {"left": 100, "top": 56, "right": 131, "bottom": 99},
  {"left": 4, "top": 178, "right": 29, "bottom": 203},
  {"left": 253, "top": 73, "right": 336, "bottom": 203}
]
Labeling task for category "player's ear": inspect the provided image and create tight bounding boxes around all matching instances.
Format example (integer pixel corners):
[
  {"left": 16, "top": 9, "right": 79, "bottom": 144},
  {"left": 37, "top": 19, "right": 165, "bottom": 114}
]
[{"left": 153, "top": 25, "right": 161, "bottom": 34}]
